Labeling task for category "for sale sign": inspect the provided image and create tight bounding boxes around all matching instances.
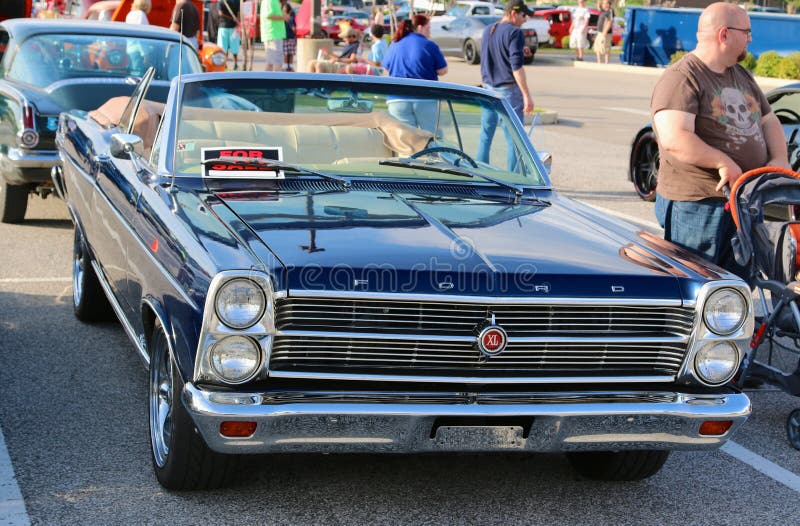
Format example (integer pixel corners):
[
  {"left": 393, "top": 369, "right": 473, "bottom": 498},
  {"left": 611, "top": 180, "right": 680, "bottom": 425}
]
[{"left": 201, "top": 147, "right": 284, "bottom": 178}]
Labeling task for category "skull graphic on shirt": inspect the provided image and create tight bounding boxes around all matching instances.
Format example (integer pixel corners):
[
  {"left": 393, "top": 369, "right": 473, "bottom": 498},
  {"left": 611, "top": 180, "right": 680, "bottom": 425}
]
[{"left": 716, "top": 87, "right": 759, "bottom": 139}]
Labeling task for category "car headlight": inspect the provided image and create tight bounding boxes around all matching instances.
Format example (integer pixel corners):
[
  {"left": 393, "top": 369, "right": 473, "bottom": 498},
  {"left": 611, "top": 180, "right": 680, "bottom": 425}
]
[
  {"left": 703, "top": 288, "right": 747, "bottom": 335},
  {"left": 215, "top": 278, "right": 266, "bottom": 329},
  {"left": 210, "top": 335, "right": 261, "bottom": 383},
  {"left": 210, "top": 51, "right": 226, "bottom": 67},
  {"left": 694, "top": 341, "right": 739, "bottom": 385}
]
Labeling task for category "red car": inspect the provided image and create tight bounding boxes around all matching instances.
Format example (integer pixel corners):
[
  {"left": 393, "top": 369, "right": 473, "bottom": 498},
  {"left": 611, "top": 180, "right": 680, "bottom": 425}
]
[
  {"left": 530, "top": 8, "right": 571, "bottom": 48},
  {"left": 321, "top": 7, "right": 369, "bottom": 42},
  {"left": 532, "top": 7, "right": 622, "bottom": 49}
]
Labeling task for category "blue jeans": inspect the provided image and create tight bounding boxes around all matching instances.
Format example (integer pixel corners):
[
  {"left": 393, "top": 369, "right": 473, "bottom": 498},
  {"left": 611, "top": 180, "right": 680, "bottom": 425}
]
[
  {"left": 477, "top": 84, "right": 523, "bottom": 171},
  {"left": 387, "top": 100, "right": 438, "bottom": 134},
  {"left": 655, "top": 193, "right": 744, "bottom": 275}
]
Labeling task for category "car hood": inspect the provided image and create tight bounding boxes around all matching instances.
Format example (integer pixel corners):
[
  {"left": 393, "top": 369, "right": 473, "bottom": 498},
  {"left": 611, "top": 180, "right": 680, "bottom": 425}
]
[{"left": 215, "top": 189, "right": 692, "bottom": 300}]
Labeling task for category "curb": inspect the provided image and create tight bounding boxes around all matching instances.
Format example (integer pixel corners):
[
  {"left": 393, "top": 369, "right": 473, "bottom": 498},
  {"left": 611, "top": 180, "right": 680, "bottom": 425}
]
[
  {"left": 526, "top": 111, "right": 558, "bottom": 125},
  {"left": 571, "top": 59, "right": 796, "bottom": 90}
]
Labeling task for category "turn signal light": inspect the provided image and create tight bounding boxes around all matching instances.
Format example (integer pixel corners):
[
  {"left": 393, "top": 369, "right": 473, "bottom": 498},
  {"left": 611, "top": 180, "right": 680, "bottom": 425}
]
[
  {"left": 220, "top": 421, "right": 257, "bottom": 437},
  {"left": 699, "top": 420, "right": 733, "bottom": 436}
]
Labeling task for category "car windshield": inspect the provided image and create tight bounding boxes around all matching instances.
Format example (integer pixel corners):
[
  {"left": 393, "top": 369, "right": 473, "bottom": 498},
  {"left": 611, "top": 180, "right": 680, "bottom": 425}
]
[
  {"left": 7, "top": 33, "right": 201, "bottom": 87},
  {"left": 172, "top": 77, "right": 546, "bottom": 187}
]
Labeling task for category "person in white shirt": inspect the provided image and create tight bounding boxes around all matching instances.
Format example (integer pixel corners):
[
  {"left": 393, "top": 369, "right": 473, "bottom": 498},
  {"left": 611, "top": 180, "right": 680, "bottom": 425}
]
[
  {"left": 126, "top": 0, "right": 151, "bottom": 24},
  {"left": 569, "top": 0, "right": 590, "bottom": 61}
]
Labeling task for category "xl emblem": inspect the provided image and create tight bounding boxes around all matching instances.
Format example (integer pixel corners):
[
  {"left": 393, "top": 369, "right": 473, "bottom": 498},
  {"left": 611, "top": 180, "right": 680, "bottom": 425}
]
[{"left": 476, "top": 313, "right": 508, "bottom": 357}]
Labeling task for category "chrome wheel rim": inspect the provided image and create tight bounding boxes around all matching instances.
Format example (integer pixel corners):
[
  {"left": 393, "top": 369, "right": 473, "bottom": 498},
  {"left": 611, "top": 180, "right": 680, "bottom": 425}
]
[
  {"left": 72, "top": 230, "right": 84, "bottom": 308},
  {"left": 149, "top": 333, "right": 173, "bottom": 467}
]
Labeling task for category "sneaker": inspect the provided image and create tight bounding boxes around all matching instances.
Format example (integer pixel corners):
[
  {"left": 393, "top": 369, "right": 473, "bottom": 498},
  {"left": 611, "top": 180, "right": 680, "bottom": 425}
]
[{"left": 233, "top": 64, "right": 238, "bottom": 71}]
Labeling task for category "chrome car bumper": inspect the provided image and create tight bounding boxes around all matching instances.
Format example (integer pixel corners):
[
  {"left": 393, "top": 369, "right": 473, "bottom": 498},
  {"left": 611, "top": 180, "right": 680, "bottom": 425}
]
[
  {"left": 4, "top": 148, "right": 60, "bottom": 168},
  {"left": 184, "top": 384, "right": 751, "bottom": 454},
  {"left": 0, "top": 149, "right": 60, "bottom": 185}
]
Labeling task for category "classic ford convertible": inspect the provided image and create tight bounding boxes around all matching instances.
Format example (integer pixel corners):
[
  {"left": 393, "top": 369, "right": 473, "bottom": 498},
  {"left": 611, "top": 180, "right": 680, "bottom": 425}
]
[{"left": 55, "top": 71, "right": 753, "bottom": 489}]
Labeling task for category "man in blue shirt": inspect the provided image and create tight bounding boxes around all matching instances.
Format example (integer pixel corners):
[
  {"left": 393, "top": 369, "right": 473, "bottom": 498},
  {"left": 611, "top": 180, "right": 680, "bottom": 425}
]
[{"left": 477, "top": 0, "right": 534, "bottom": 170}]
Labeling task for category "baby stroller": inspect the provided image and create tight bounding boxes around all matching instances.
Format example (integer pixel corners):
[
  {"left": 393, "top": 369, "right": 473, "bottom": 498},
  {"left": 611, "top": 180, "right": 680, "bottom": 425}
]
[{"left": 730, "top": 166, "right": 800, "bottom": 449}]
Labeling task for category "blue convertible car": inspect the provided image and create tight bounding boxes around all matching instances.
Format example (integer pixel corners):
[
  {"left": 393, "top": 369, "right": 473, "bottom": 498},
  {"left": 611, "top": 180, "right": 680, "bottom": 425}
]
[{"left": 55, "top": 71, "right": 754, "bottom": 489}]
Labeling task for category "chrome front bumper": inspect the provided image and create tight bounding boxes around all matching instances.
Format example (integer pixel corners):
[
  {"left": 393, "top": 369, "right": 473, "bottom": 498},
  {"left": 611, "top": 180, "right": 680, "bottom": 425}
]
[{"left": 184, "top": 384, "right": 751, "bottom": 454}]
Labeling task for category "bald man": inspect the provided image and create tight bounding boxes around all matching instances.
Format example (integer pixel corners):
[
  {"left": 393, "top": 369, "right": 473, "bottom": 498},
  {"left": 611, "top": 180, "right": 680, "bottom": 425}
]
[{"left": 651, "top": 2, "right": 789, "bottom": 274}]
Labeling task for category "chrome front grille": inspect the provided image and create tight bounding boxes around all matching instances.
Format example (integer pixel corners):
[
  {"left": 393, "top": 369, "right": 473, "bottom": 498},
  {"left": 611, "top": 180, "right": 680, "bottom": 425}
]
[{"left": 270, "top": 297, "right": 696, "bottom": 381}]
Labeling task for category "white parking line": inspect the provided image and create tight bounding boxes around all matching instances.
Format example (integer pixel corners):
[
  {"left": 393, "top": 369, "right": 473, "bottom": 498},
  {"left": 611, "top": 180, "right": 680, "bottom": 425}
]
[
  {"left": 0, "top": 427, "right": 29, "bottom": 526},
  {"left": 0, "top": 277, "right": 71, "bottom": 284},
  {"left": 722, "top": 441, "right": 800, "bottom": 493},
  {"left": 600, "top": 106, "right": 652, "bottom": 117}
]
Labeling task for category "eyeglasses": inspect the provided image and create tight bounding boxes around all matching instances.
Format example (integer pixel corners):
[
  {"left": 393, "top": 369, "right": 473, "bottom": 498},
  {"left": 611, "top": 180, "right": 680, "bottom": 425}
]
[{"left": 726, "top": 26, "right": 752, "bottom": 37}]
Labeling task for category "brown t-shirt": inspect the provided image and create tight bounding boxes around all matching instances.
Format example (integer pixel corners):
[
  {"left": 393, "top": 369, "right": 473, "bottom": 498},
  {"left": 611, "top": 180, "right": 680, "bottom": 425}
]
[
  {"left": 171, "top": 1, "right": 201, "bottom": 39},
  {"left": 650, "top": 53, "right": 771, "bottom": 201}
]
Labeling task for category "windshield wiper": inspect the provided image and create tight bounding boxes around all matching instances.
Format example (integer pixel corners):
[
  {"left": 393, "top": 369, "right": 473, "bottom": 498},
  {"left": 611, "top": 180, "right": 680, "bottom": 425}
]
[
  {"left": 201, "top": 157, "right": 351, "bottom": 189},
  {"left": 379, "top": 157, "right": 530, "bottom": 202}
]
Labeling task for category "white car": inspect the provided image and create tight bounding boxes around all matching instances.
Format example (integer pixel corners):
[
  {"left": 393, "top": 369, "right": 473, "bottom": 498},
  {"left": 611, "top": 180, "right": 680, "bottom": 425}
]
[
  {"left": 521, "top": 9, "right": 551, "bottom": 45},
  {"left": 429, "top": 1, "right": 502, "bottom": 31}
]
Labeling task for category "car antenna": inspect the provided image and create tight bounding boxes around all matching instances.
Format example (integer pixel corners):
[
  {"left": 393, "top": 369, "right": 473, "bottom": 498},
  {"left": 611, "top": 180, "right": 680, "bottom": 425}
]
[{"left": 170, "top": 10, "right": 185, "bottom": 193}]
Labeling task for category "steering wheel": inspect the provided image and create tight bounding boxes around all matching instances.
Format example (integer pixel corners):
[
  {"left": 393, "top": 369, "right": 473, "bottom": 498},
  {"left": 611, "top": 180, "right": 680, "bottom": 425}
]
[
  {"left": 775, "top": 108, "right": 800, "bottom": 123},
  {"left": 410, "top": 146, "right": 478, "bottom": 168}
]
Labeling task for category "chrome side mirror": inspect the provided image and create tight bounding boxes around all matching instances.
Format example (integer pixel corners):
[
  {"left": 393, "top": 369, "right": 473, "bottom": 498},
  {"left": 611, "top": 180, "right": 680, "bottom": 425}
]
[
  {"left": 537, "top": 151, "right": 552, "bottom": 174},
  {"left": 110, "top": 133, "right": 144, "bottom": 159}
]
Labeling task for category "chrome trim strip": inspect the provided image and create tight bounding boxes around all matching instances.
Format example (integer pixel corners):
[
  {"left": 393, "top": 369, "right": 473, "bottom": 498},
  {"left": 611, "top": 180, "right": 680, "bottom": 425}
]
[
  {"left": 274, "top": 330, "right": 689, "bottom": 344},
  {"left": 285, "top": 290, "right": 685, "bottom": 306},
  {"left": 90, "top": 260, "right": 149, "bottom": 367},
  {"left": 4, "top": 148, "right": 60, "bottom": 168},
  {"left": 267, "top": 370, "right": 675, "bottom": 384}
]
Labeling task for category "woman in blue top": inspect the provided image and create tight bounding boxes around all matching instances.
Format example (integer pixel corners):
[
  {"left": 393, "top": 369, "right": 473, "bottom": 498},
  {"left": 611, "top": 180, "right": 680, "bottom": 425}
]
[{"left": 382, "top": 14, "right": 448, "bottom": 133}]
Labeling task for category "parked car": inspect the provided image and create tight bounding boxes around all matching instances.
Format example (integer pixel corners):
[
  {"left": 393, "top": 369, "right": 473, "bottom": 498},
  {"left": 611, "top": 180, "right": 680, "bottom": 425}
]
[
  {"left": 82, "top": 0, "right": 228, "bottom": 73},
  {"left": 55, "top": 70, "right": 754, "bottom": 489},
  {"left": 529, "top": 7, "right": 571, "bottom": 48},
  {"left": 321, "top": 9, "right": 370, "bottom": 42},
  {"left": 0, "top": 18, "right": 202, "bottom": 223},
  {"left": 431, "top": 14, "right": 538, "bottom": 65},
  {"left": 430, "top": 0, "right": 503, "bottom": 31},
  {"left": 629, "top": 82, "right": 800, "bottom": 201}
]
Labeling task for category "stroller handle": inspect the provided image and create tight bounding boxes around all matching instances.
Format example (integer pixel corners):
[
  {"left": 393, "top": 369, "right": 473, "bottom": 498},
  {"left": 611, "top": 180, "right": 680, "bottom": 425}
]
[{"left": 728, "top": 166, "right": 800, "bottom": 229}]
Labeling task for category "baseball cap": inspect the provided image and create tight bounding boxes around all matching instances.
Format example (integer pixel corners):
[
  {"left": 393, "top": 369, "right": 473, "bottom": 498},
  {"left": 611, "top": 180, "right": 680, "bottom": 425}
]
[{"left": 506, "top": 0, "right": 533, "bottom": 16}]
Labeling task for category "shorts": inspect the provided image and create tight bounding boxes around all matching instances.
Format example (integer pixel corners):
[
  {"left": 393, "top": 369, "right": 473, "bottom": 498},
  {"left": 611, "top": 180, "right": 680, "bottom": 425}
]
[
  {"left": 217, "top": 26, "right": 240, "bottom": 55},
  {"left": 569, "top": 31, "right": 587, "bottom": 49},
  {"left": 310, "top": 60, "right": 343, "bottom": 73},
  {"left": 263, "top": 39, "right": 284, "bottom": 66},
  {"left": 593, "top": 33, "right": 611, "bottom": 54},
  {"left": 283, "top": 38, "right": 297, "bottom": 56},
  {"left": 350, "top": 63, "right": 383, "bottom": 75}
]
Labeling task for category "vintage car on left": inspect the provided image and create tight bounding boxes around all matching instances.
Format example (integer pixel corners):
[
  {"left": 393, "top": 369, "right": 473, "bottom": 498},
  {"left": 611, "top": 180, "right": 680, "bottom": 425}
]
[
  {"left": 629, "top": 81, "right": 800, "bottom": 201},
  {"left": 0, "top": 18, "right": 203, "bottom": 223},
  {"left": 56, "top": 70, "right": 754, "bottom": 490}
]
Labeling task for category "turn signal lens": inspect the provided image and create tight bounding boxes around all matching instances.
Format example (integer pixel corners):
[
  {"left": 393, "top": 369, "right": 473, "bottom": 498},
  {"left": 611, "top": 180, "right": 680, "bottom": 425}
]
[
  {"left": 220, "top": 421, "right": 257, "bottom": 437},
  {"left": 699, "top": 420, "right": 733, "bottom": 436}
]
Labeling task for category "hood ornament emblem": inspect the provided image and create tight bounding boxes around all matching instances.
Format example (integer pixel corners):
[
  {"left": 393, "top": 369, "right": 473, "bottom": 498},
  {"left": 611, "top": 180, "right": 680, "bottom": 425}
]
[{"left": 475, "top": 313, "right": 508, "bottom": 357}]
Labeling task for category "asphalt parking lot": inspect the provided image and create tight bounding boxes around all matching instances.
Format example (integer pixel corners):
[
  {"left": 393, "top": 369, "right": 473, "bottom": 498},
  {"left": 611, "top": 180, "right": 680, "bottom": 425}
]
[{"left": 1, "top": 54, "right": 800, "bottom": 525}]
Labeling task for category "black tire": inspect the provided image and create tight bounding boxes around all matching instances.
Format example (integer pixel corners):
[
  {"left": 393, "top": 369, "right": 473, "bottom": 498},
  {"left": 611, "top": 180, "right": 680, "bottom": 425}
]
[
  {"left": 0, "top": 179, "right": 29, "bottom": 224},
  {"left": 72, "top": 227, "right": 114, "bottom": 322},
  {"left": 464, "top": 39, "right": 480, "bottom": 65},
  {"left": 629, "top": 129, "right": 659, "bottom": 202},
  {"left": 566, "top": 450, "right": 670, "bottom": 481},
  {"left": 149, "top": 320, "right": 239, "bottom": 490},
  {"left": 787, "top": 409, "right": 800, "bottom": 450}
]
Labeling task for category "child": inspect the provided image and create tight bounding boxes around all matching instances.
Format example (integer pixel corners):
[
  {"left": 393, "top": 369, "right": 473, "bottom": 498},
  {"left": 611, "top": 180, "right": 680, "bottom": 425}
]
[{"left": 346, "top": 24, "right": 387, "bottom": 76}]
